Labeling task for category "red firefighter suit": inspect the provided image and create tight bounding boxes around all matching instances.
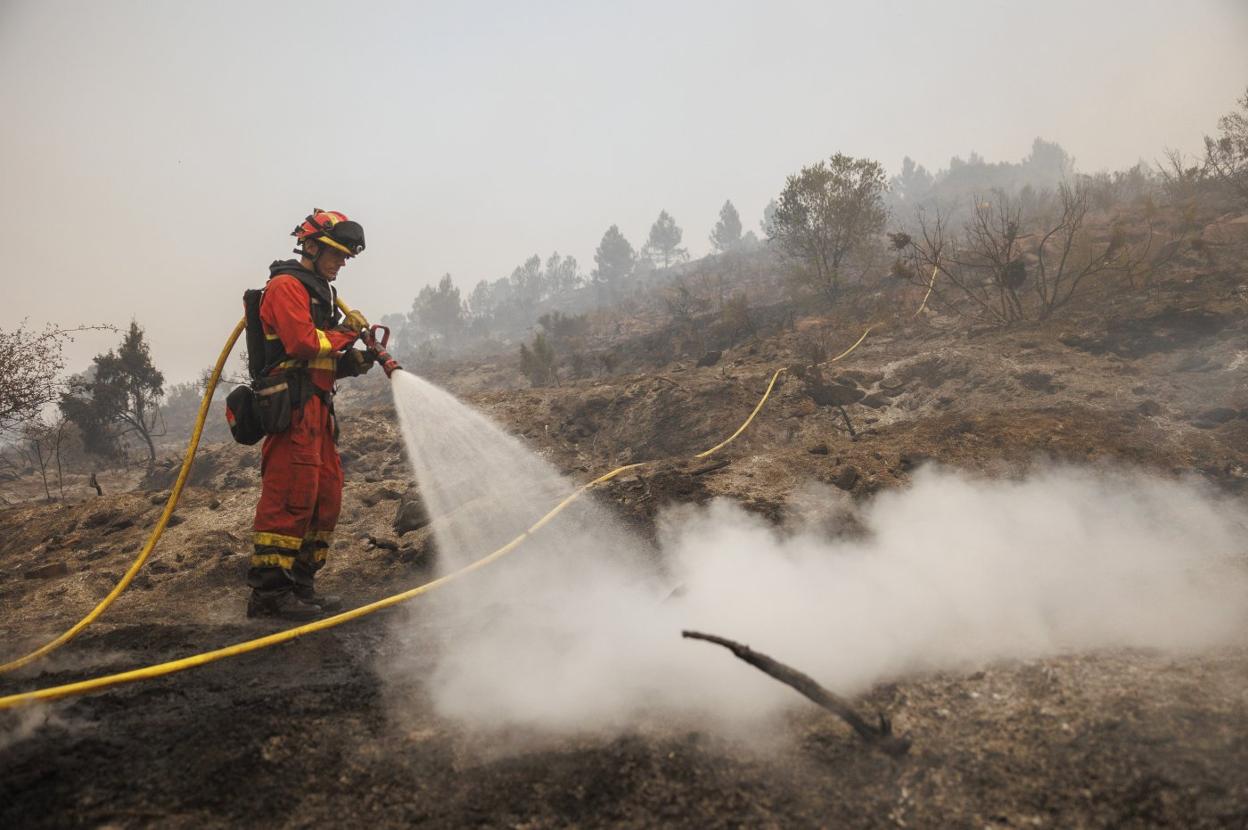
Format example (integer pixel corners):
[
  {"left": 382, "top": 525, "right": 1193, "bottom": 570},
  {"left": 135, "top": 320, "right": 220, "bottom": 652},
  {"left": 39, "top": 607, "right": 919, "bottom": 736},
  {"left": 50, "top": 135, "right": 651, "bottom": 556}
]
[{"left": 248, "top": 260, "right": 361, "bottom": 599}]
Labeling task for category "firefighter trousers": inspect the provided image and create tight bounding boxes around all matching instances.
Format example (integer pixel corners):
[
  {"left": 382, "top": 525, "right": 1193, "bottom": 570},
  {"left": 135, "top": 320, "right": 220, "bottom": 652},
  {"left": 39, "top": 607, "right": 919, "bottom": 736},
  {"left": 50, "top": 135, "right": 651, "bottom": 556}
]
[{"left": 249, "top": 393, "right": 342, "bottom": 597}]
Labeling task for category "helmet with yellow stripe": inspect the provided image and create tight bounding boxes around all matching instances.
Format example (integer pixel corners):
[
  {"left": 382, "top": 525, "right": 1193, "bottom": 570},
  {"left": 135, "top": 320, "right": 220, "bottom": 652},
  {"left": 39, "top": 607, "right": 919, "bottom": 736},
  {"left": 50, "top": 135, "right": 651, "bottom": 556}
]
[{"left": 291, "top": 209, "right": 366, "bottom": 258}]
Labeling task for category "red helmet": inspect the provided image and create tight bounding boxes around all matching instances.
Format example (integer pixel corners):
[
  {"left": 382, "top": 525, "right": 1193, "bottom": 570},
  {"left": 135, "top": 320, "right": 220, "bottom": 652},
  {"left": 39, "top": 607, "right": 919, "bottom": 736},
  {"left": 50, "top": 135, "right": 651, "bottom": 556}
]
[{"left": 291, "top": 209, "right": 366, "bottom": 257}]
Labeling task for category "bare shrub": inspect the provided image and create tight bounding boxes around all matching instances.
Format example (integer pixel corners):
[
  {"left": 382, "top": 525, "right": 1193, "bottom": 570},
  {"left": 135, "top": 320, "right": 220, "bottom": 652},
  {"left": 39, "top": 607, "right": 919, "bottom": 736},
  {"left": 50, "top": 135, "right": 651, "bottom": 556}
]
[{"left": 893, "top": 183, "right": 1151, "bottom": 325}]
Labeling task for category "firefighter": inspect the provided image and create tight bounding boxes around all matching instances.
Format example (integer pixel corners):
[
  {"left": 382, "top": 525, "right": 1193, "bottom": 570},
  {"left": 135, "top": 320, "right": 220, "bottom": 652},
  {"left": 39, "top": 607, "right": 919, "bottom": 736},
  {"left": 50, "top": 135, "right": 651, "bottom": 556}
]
[{"left": 247, "top": 209, "right": 374, "bottom": 620}]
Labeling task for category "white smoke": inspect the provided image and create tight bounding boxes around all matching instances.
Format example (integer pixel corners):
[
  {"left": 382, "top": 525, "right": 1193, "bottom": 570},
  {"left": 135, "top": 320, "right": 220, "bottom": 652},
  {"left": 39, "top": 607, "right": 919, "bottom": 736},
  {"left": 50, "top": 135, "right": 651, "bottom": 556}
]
[
  {"left": 0, "top": 706, "right": 74, "bottom": 752},
  {"left": 387, "top": 372, "right": 1248, "bottom": 736}
]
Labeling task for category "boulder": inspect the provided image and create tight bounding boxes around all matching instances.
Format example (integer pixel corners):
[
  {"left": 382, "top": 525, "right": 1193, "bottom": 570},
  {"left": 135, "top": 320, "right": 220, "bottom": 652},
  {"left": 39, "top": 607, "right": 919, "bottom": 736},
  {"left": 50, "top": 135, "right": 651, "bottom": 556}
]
[
  {"left": 393, "top": 489, "right": 430, "bottom": 535},
  {"left": 696, "top": 350, "right": 722, "bottom": 368},
  {"left": 832, "top": 466, "right": 859, "bottom": 491}
]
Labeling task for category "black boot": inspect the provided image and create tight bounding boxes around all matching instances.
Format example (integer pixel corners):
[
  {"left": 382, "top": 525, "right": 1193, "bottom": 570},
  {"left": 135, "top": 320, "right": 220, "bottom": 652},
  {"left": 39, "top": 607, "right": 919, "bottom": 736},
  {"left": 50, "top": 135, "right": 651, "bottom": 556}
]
[
  {"left": 293, "top": 584, "right": 343, "bottom": 612},
  {"left": 247, "top": 590, "right": 323, "bottom": 621}
]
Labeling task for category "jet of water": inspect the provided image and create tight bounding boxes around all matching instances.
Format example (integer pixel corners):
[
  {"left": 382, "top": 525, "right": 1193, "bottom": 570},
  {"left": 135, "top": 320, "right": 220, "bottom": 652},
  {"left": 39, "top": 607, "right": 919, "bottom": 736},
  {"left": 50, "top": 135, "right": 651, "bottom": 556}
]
[{"left": 387, "top": 371, "right": 1248, "bottom": 737}]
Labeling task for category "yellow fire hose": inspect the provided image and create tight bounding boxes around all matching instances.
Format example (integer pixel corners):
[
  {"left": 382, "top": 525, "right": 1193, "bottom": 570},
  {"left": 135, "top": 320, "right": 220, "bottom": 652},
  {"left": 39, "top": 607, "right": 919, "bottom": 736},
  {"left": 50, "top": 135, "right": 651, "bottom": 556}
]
[
  {"left": 0, "top": 298, "right": 375, "bottom": 676},
  {"left": 0, "top": 318, "right": 247, "bottom": 675},
  {"left": 0, "top": 311, "right": 875, "bottom": 710}
]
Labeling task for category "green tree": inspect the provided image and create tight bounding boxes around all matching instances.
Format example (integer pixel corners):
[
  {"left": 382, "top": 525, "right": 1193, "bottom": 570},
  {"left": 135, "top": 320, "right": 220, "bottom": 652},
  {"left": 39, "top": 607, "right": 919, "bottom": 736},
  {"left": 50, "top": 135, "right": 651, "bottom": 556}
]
[
  {"left": 760, "top": 198, "right": 778, "bottom": 236},
  {"left": 644, "top": 210, "right": 688, "bottom": 268},
  {"left": 518, "top": 332, "right": 558, "bottom": 387},
  {"left": 592, "top": 225, "right": 636, "bottom": 301},
  {"left": 709, "top": 200, "right": 743, "bottom": 253},
  {"left": 509, "top": 255, "right": 545, "bottom": 321},
  {"left": 769, "top": 153, "right": 889, "bottom": 303},
  {"left": 410, "top": 273, "right": 465, "bottom": 343},
  {"left": 544, "top": 252, "right": 582, "bottom": 295},
  {"left": 60, "top": 321, "right": 165, "bottom": 473},
  {"left": 889, "top": 156, "right": 934, "bottom": 206}
]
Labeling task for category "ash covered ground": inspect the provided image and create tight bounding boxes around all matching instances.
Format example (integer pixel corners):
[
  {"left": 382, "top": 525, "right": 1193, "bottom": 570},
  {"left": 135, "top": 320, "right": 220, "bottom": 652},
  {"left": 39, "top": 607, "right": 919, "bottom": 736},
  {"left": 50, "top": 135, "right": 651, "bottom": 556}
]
[{"left": 2, "top": 210, "right": 1248, "bottom": 828}]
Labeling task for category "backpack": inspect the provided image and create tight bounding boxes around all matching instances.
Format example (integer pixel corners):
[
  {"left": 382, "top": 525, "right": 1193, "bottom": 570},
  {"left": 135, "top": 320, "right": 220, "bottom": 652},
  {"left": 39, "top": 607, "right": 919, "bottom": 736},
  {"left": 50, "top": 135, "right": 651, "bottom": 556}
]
[{"left": 224, "top": 288, "right": 282, "bottom": 445}]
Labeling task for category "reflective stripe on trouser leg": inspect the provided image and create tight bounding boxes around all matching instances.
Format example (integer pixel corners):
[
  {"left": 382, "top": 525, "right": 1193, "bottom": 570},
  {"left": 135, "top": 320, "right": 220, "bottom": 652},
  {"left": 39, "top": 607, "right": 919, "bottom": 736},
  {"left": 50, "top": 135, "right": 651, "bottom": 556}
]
[
  {"left": 248, "top": 532, "right": 301, "bottom": 594},
  {"left": 292, "top": 530, "right": 331, "bottom": 588}
]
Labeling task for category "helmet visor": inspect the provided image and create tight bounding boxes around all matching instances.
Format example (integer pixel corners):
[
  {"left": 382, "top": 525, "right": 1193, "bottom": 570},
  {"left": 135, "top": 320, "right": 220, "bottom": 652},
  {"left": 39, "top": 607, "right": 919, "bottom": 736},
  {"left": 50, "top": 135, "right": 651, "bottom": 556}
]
[{"left": 328, "top": 220, "right": 365, "bottom": 256}]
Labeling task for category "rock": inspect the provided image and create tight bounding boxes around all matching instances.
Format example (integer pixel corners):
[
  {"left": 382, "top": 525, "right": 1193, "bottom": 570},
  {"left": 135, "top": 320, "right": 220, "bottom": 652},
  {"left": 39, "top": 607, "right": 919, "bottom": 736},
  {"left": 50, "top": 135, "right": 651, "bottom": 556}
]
[
  {"left": 367, "top": 535, "right": 400, "bottom": 552},
  {"left": 83, "top": 508, "right": 121, "bottom": 528},
  {"left": 1136, "top": 400, "right": 1162, "bottom": 417},
  {"left": 833, "top": 466, "right": 859, "bottom": 491},
  {"left": 166, "top": 513, "right": 184, "bottom": 527},
  {"left": 82, "top": 548, "right": 111, "bottom": 562},
  {"left": 25, "top": 562, "right": 70, "bottom": 580},
  {"left": 808, "top": 382, "right": 865, "bottom": 408},
  {"left": 209, "top": 498, "right": 222, "bottom": 510},
  {"left": 860, "top": 392, "right": 890, "bottom": 409},
  {"left": 696, "top": 350, "right": 722, "bottom": 368},
  {"left": 393, "top": 490, "right": 430, "bottom": 535},
  {"left": 109, "top": 517, "right": 135, "bottom": 532},
  {"left": 149, "top": 492, "right": 171, "bottom": 505},
  {"left": 808, "top": 443, "right": 829, "bottom": 455}
]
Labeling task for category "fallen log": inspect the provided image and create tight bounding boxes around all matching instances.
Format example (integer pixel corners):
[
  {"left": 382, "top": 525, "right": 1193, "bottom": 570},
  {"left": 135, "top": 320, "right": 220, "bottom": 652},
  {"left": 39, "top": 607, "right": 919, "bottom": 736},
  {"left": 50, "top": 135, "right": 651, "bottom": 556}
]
[
  {"left": 688, "top": 459, "right": 730, "bottom": 476},
  {"left": 682, "top": 630, "right": 911, "bottom": 757}
]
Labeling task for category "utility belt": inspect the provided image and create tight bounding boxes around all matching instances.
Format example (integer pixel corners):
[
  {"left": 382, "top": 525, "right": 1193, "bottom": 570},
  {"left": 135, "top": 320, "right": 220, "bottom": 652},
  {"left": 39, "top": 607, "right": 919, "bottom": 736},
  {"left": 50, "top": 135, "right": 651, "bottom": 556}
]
[{"left": 226, "top": 365, "right": 337, "bottom": 445}]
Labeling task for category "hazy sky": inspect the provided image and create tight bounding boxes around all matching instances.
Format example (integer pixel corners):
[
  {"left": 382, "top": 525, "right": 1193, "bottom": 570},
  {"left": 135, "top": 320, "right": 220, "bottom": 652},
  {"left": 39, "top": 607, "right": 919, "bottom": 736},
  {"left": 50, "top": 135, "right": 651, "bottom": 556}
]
[{"left": 3, "top": 0, "right": 1245, "bottom": 384}]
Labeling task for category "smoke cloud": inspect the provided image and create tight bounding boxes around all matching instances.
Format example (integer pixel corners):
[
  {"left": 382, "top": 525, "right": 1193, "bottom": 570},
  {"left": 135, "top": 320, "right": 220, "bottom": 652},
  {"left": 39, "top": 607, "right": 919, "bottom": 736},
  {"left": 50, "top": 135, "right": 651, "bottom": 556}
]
[{"left": 388, "top": 373, "right": 1248, "bottom": 738}]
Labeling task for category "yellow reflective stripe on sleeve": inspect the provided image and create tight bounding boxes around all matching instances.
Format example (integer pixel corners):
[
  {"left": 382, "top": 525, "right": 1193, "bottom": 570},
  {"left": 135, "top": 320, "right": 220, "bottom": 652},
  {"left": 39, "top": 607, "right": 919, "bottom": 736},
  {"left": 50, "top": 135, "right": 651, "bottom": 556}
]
[
  {"left": 253, "top": 531, "right": 303, "bottom": 551},
  {"left": 315, "top": 329, "right": 332, "bottom": 357},
  {"left": 264, "top": 333, "right": 280, "bottom": 341},
  {"left": 250, "top": 552, "right": 296, "bottom": 569}
]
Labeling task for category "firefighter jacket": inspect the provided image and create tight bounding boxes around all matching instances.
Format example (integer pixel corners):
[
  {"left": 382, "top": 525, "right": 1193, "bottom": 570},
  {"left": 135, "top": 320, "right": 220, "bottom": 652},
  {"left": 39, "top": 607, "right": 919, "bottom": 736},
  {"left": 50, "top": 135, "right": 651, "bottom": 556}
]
[{"left": 260, "top": 260, "right": 358, "bottom": 392}]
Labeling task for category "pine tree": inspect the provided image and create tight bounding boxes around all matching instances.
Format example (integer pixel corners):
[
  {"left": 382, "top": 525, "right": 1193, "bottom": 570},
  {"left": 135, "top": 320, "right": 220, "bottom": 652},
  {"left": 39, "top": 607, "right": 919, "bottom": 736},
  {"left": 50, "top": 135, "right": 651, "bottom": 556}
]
[
  {"left": 592, "top": 225, "right": 636, "bottom": 302},
  {"left": 60, "top": 321, "right": 165, "bottom": 473},
  {"left": 410, "top": 274, "right": 465, "bottom": 342},
  {"left": 709, "top": 200, "right": 743, "bottom": 253},
  {"left": 644, "top": 210, "right": 688, "bottom": 268}
]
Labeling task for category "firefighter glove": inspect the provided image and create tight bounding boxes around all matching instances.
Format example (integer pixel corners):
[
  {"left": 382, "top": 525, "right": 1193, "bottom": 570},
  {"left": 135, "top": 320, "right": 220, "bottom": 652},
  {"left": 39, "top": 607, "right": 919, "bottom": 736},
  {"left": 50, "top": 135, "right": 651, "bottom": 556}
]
[
  {"left": 337, "top": 349, "right": 376, "bottom": 378},
  {"left": 351, "top": 349, "right": 377, "bottom": 375}
]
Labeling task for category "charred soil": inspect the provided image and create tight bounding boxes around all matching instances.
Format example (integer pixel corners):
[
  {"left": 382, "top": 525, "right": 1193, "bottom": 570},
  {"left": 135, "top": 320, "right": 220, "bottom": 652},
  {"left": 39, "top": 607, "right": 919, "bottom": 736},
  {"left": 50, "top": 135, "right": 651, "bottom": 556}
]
[{"left": 2, "top": 213, "right": 1248, "bottom": 827}]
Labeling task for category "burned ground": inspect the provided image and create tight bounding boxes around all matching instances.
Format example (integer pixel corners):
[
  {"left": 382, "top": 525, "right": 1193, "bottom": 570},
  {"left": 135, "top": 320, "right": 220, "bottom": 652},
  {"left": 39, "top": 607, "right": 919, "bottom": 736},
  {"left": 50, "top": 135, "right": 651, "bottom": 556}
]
[{"left": 2, "top": 211, "right": 1247, "bottom": 827}]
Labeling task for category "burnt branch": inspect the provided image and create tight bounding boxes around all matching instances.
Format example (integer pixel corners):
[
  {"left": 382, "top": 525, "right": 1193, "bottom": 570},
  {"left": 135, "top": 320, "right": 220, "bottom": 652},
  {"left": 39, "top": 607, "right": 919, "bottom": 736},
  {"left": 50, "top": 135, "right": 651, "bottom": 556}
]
[{"left": 682, "top": 630, "right": 911, "bottom": 757}]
